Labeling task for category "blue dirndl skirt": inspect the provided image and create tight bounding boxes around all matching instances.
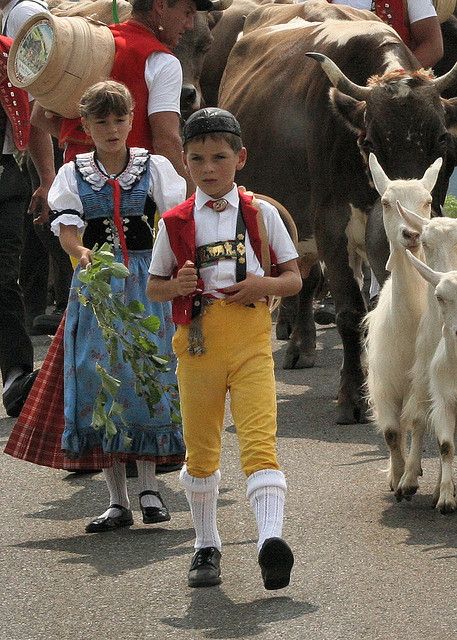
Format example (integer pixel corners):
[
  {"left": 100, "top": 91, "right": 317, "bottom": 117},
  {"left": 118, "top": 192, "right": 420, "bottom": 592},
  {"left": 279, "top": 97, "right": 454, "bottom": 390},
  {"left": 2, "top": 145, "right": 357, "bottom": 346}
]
[{"left": 61, "top": 250, "right": 185, "bottom": 458}]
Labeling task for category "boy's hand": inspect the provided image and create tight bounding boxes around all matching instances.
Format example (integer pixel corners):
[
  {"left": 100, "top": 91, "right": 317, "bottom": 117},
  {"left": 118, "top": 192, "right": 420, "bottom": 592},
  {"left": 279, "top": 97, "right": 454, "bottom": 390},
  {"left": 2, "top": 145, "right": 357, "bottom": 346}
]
[
  {"left": 176, "top": 260, "right": 198, "bottom": 296},
  {"left": 218, "top": 273, "right": 268, "bottom": 305}
]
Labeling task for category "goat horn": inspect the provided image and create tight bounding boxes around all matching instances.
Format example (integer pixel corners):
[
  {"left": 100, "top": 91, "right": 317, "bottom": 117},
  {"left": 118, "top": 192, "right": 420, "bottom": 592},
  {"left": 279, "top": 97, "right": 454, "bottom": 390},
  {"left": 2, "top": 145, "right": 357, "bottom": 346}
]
[
  {"left": 306, "top": 52, "right": 371, "bottom": 100},
  {"left": 432, "top": 60, "right": 457, "bottom": 95},
  {"left": 396, "top": 201, "right": 428, "bottom": 232},
  {"left": 210, "top": 0, "right": 233, "bottom": 10}
]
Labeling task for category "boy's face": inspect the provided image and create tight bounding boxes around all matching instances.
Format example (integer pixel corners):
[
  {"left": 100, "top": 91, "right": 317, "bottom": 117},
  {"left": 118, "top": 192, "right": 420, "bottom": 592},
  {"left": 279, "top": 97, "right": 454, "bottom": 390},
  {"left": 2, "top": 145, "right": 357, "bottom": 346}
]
[{"left": 183, "top": 137, "right": 247, "bottom": 199}]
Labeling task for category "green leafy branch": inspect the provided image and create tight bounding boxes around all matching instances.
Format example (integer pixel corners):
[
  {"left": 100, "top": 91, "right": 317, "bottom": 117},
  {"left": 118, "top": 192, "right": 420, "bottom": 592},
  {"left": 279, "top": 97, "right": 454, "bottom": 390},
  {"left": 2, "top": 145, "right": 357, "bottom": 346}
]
[{"left": 76, "top": 243, "right": 180, "bottom": 444}]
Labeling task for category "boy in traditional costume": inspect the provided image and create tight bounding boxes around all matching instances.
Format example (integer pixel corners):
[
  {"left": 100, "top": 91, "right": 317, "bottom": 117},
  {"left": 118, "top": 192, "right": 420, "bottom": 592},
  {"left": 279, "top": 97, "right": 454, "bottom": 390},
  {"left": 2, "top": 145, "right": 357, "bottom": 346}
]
[{"left": 147, "top": 108, "right": 302, "bottom": 589}]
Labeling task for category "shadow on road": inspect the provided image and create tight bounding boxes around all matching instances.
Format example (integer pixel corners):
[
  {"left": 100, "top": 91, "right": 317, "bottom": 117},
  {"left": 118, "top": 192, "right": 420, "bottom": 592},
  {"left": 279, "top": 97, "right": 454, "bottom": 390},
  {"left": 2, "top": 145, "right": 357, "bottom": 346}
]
[
  {"left": 380, "top": 493, "right": 457, "bottom": 557},
  {"left": 10, "top": 526, "right": 196, "bottom": 577},
  {"left": 162, "top": 590, "right": 318, "bottom": 638}
]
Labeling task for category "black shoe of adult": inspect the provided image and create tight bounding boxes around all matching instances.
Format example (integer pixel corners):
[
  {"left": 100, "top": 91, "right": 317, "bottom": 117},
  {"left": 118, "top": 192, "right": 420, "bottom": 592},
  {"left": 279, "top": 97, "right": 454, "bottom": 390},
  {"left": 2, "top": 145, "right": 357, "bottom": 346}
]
[
  {"left": 258, "top": 537, "right": 294, "bottom": 590},
  {"left": 3, "top": 370, "right": 39, "bottom": 417},
  {"left": 156, "top": 462, "right": 183, "bottom": 475},
  {"left": 139, "top": 490, "right": 171, "bottom": 524},
  {"left": 85, "top": 504, "right": 133, "bottom": 533},
  {"left": 188, "top": 547, "right": 222, "bottom": 588},
  {"left": 313, "top": 300, "right": 336, "bottom": 326},
  {"left": 32, "top": 308, "right": 64, "bottom": 335}
]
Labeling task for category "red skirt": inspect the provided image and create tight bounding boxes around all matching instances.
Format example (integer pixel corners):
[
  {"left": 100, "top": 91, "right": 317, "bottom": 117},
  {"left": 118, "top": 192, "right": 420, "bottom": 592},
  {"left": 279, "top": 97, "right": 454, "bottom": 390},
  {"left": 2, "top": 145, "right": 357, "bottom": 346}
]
[{"left": 4, "top": 317, "right": 184, "bottom": 470}]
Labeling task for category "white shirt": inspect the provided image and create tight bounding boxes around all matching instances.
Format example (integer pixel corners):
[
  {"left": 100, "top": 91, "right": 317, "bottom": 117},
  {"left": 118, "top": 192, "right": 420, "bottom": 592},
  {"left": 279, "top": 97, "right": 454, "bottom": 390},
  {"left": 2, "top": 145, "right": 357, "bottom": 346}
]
[
  {"left": 145, "top": 52, "right": 182, "bottom": 116},
  {"left": 49, "top": 153, "right": 186, "bottom": 236},
  {"left": 149, "top": 184, "right": 299, "bottom": 298},
  {"left": 332, "top": 0, "right": 437, "bottom": 23}
]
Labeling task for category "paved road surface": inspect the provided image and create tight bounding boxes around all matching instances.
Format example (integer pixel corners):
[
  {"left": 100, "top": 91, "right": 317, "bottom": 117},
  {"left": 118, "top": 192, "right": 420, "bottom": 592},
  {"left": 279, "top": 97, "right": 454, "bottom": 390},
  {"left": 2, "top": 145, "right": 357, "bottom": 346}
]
[{"left": 2, "top": 326, "right": 456, "bottom": 640}]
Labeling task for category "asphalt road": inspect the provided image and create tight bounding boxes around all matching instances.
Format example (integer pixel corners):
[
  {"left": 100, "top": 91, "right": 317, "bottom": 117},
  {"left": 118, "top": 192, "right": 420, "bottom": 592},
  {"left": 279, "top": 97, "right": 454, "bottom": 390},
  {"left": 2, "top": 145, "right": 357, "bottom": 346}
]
[{"left": 2, "top": 325, "right": 457, "bottom": 640}]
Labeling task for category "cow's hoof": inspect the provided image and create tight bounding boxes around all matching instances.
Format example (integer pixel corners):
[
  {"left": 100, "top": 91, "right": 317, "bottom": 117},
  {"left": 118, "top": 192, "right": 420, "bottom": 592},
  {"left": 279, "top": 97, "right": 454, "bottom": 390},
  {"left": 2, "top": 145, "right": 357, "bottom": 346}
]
[
  {"left": 336, "top": 402, "right": 369, "bottom": 424},
  {"left": 282, "top": 350, "right": 315, "bottom": 369},
  {"left": 276, "top": 323, "right": 291, "bottom": 341}
]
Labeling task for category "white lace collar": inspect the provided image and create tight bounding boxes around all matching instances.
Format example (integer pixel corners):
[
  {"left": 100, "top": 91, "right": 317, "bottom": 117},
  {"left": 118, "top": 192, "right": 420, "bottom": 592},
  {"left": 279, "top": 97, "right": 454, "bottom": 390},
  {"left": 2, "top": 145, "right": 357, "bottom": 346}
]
[{"left": 75, "top": 147, "right": 150, "bottom": 191}]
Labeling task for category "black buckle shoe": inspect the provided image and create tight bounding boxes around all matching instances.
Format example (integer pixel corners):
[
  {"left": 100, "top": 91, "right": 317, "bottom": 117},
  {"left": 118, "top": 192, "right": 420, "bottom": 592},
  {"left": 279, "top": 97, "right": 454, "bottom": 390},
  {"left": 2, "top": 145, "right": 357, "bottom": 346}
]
[
  {"left": 3, "top": 370, "right": 39, "bottom": 417},
  {"left": 139, "top": 490, "right": 171, "bottom": 524},
  {"left": 188, "top": 547, "right": 222, "bottom": 588},
  {"left": 85, "top": 504, "right": 133, "bottom": 533},
  {"left": 258, "top": 537, "right": 294, "bottom": 590}
]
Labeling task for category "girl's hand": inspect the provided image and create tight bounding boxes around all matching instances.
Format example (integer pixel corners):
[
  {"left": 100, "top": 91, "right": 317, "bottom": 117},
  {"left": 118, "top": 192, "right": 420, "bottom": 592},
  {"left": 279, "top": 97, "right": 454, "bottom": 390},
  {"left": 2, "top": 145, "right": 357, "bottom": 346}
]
[
  {"left": 79, "top": 249, "right": 92, "bottom": 269},
  {"left": 176, "top": 260, "right": 198, "bottom": 296}
]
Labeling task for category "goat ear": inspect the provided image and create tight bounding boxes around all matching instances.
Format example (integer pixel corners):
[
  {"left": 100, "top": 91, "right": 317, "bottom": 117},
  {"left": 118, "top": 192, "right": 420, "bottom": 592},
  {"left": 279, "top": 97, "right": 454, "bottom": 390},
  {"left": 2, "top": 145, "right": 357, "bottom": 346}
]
[
  {"left": 406, "top": 250, "right": 442, "bottom": 286},
  {"left": 368, "top": 153, "right": 389, "bottom": 196},
  {"left": 396, "top": 201, "right": 427, "bottom": 232},
  {"left": 421, "top": 157, "right": 443, "bottom": 192}
]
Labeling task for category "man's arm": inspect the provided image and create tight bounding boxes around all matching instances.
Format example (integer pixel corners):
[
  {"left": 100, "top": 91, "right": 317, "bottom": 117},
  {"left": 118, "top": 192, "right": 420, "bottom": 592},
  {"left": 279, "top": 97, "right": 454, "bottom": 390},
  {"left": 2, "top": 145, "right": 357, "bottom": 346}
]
[
  {"left": 30, "top": 101, "right": 62, "bottom": 139},
  {"left": 27, "top": 115, "right": 56, "bottom": 224},
  {"left": 147, "top": 260, "right": 198, "bottom": 302},
  {"left": 410, "top": 16, "right": 444, "bottom": 68},
  {"left": 149, "top": 111, "right": 194, "bottom": 195}
]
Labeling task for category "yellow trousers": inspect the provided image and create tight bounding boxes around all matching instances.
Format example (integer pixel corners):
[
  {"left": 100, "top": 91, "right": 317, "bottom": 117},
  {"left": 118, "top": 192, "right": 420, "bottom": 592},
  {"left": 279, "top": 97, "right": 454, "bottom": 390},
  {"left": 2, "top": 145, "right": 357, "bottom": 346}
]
[{"left": 172, "top": 300, "right": 280, "bottom": 478}]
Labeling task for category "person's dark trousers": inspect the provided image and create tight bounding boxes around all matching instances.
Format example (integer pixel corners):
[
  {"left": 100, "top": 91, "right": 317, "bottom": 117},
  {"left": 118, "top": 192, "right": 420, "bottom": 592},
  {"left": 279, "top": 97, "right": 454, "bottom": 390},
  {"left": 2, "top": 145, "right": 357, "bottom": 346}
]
[
  {"left": 0, "top": 154, "right": 33, "bottom": 383},
  {"left": 20, "top": 142, "right": 72, "bottom": 326}
]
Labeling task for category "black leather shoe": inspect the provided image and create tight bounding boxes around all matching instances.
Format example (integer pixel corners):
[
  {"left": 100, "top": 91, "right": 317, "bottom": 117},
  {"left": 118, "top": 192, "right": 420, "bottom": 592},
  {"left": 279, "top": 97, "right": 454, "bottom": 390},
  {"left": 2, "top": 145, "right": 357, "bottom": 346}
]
[
  {"left": 139, "top": 490, "right": 171, "bottom": 524},
  {"left": 188, "top": 547, "right": 222, "bottom": 588},
  {"left": 32, "top": 309, "right": 64, "bottom": 335},
  {"left": 85, "top": 504, "right": 133, "bottom": 533},
  {"left": 258, "top": 537, "right": 294, "bottom": 590},
  {"left": 3, "top": 370, "right": 39, "bottom": 417},
  {"left": 313, "top": 299, "right": 336, "bottom": 326}
]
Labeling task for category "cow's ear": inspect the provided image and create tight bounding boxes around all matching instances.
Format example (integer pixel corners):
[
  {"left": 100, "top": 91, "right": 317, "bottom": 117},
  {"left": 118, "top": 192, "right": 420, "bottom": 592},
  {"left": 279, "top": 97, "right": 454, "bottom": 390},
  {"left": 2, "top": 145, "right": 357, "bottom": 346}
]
[
  {"left": 330, "top": 87, "right": 365, "bottom": 135},
  {"left": 441, "top": 98, "right": 457, "bottom": 134}
]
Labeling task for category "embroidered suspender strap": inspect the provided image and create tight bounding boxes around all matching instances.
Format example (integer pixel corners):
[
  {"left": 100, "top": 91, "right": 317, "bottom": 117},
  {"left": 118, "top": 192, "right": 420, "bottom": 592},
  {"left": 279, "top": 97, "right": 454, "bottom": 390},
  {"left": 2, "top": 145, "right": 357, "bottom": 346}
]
[
  {"left": 107, "top": 178, "right": 129, "bottom": 267},
  {"left": 235, "top": 203, "right": 247, "bottom": 282}
]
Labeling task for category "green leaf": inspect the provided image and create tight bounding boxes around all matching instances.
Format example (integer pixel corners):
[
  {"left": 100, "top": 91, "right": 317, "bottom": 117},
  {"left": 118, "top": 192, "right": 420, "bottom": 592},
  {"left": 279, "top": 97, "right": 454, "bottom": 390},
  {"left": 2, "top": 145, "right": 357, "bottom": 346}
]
[
  {"left": 140, "top": 315, "right": 161, "bottom": 333},
  {"left": 96, "top": 363, "right": 121, "bottom": 397},
  {"left": 126, "top": 300, "right": 145, "bottom": 314},
  {"left": 110, "top": 262, "right": 131, "bottom": 279}
]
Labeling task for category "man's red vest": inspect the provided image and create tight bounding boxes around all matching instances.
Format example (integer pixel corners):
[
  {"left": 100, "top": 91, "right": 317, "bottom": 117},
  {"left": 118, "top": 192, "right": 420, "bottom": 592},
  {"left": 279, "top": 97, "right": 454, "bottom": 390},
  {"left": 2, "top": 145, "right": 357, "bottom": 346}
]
[
  {"left": 162, "top": 188, "right": 278, "bottom": 325},
  {"left": 0, "top": 36, "right": 30, "bottom": 151},
  {"left": 59, "top": 21, "right": 172, "bottom": 162},
  {"left": 328, "top": 1, "right": 410, "bottom": 45}
]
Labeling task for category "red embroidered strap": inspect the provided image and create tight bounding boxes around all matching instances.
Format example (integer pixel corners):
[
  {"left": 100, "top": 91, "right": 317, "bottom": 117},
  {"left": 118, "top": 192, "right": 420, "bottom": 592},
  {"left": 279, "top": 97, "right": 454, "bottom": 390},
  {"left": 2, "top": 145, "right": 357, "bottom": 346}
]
[
  {"left": 107, "top": 178, "right": 129, "bottom": 267},
  {"left": 205, "top": 198, "right": 228, "bottom": 212}
]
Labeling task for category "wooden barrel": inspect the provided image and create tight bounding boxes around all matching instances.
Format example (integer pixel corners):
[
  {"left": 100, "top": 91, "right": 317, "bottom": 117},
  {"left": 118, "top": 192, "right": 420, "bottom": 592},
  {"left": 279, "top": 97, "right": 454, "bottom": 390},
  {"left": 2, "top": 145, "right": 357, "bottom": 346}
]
[{"left": 7, "top": 12, "right": 115, "bottom": 118}]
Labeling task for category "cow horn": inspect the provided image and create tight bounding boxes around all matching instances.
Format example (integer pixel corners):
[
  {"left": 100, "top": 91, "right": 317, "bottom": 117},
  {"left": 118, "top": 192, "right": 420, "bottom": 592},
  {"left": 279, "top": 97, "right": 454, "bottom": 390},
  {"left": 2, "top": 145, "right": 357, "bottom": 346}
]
[
  {"left": 431, "top": 60, "right": 457, "bottom": 95},
  {"left": 210, "top": 0, "right": 233, "bottom": 9},
  {"left": 306, "top": 52, "right": 371, "bottom": 100}
]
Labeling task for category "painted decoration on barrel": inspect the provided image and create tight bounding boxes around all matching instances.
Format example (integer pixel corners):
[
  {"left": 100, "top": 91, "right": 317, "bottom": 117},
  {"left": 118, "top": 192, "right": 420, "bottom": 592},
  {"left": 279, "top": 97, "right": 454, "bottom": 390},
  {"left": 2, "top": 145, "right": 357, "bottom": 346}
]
[{"left": 13, "top": 20, "right": 53, "bottom": 84}]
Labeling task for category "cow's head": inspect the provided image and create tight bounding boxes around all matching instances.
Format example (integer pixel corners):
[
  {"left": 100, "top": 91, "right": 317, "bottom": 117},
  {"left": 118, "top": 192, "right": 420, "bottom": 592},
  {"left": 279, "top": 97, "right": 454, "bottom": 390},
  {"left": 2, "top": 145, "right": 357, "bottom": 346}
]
[
  {"left": 175, "top": 3, "right": 230, "bottom": 119},
  {"left": 307, "top": 52, "right": 457, "bottom": 210}
]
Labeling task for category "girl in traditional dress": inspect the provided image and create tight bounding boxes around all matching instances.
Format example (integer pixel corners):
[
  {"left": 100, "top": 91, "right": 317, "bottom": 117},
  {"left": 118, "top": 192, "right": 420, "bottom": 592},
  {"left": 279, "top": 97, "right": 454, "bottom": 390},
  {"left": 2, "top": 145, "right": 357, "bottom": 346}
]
[{"left": 5, "top": 80, "right": 187, "bottom": 533}]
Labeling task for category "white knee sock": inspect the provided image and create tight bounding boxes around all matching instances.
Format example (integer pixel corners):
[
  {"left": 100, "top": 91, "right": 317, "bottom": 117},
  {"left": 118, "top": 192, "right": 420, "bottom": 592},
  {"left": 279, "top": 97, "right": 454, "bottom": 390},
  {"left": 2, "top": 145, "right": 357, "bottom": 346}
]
[
  {"left": 100, "top": 461, "right": 130, "bottom": 518},
  {"left": 136, "top": 460, "right": 162, "bottom": 509},
  {"left": 180, "top": 466, "right": 221, "bottom": 551},
  {"left": 246, "top": 469, "right": 287, "bottom": 551}
]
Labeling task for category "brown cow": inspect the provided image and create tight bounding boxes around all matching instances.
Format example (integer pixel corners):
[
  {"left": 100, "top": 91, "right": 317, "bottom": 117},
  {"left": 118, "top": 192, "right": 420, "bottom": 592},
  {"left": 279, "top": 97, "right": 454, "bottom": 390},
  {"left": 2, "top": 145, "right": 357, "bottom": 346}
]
[{"left": 218, "top": 4, "right": 457, "bottom": 424}]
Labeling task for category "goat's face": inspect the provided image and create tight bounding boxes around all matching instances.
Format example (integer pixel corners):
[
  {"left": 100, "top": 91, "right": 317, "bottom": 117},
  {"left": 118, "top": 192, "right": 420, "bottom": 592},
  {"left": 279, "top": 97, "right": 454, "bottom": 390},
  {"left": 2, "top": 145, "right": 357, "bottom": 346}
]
[
  {"left": 434, "top": 275, "right": 457, "bottom": 337},
  {"left": 421, "top": 218, "right": 457, "bottom": 271},
  {"left": 382, "top": 184, "right": 432, "bottom": 251}
]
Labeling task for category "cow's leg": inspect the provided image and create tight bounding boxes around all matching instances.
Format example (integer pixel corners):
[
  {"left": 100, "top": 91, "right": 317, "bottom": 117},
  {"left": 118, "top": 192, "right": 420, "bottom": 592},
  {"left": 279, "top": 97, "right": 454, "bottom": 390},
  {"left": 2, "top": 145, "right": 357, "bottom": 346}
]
[
  {"left": 365, "top": 199, "right": 389, "bottom": 288},
  {"left": 282, "top": 263, "right": 320, "bottom": 369},
  {"left": 276, "top": 295, "right": 298, "bottom": 341}
]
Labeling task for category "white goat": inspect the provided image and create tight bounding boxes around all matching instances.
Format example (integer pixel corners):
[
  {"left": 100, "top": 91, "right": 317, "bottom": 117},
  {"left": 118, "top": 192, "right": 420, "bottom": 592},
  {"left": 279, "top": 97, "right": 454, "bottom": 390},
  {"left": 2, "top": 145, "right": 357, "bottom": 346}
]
[
  {"left": 396, "top": 213, "right": 457, "bottom": 503},
  {"left": 407, "top": 252, "right": 457, "bottom": 514},
  {"left": 364, "top": 153, "right": 442, "bottom": 492}
]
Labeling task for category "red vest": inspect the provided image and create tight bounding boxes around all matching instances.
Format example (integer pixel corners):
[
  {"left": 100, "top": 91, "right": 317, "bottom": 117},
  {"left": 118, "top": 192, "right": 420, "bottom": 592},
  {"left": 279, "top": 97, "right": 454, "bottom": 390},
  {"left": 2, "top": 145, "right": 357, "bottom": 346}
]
[
  {"left": 59, "top": 21, "right": 172, "bottom": 162},
  {"left": 162, "top": 188, "right": 278, "bottom": 325},
  {"left": 0, "top": 36, "right": 30, "bottom": 151},
  {"left": 328, "top": 0, "right": 410, "bottom": 46}
]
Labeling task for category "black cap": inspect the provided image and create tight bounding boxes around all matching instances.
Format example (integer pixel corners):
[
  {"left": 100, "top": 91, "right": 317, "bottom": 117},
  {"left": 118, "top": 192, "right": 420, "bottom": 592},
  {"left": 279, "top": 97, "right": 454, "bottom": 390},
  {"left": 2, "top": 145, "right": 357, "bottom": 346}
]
[{"left": 182, "top": 107, "right": 242, "bottom": 144}]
